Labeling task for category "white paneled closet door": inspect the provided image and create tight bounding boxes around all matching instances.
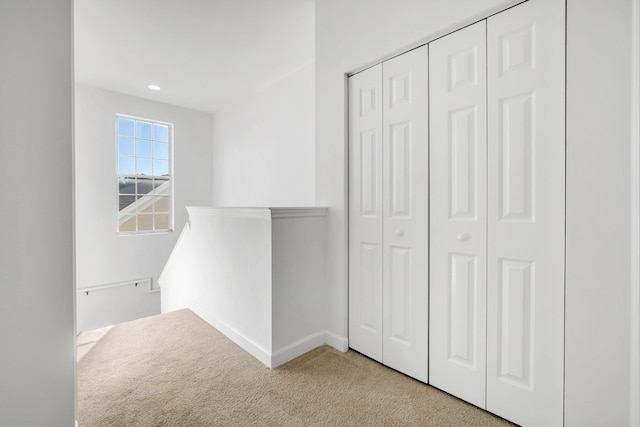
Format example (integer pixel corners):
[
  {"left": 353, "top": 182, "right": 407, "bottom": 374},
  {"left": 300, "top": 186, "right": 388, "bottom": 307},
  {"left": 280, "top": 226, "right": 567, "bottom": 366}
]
[
  {"left": 382, "top": 46, "right": 429, "bottom": 382},
  {"left": 429, "top": 20, "right": 487, "bottom": 408},
  {"left": 348, "top": 46, "right": 429, "bottom": 382},
  {"left": 349, "top": 64, "right": 383, "bottom": 363},
  {"left": 486, "top": 0, "right": 565, "bottom": 426}
]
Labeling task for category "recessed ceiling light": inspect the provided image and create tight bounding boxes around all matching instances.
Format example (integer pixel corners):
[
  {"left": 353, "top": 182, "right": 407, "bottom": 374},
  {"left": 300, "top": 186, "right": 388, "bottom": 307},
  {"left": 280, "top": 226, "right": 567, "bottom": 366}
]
[{"left": 147, "top": 84, "right": 161, "bottom": 91}]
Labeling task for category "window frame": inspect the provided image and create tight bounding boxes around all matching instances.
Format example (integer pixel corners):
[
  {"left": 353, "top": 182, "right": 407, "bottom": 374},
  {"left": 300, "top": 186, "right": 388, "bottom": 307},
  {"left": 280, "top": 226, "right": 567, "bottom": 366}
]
[{"left": 116, "top": 113, "right": 174, "bottom": 235}]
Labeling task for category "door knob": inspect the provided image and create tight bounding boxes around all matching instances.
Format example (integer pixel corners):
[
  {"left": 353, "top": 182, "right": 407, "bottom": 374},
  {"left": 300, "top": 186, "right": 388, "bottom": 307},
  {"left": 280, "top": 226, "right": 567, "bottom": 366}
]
[
  {"left": 396, "top": 229, "right": 404, "bottom": 237},
  {"left": 457, "top": 232, "right": 471, "bottom": 241}
]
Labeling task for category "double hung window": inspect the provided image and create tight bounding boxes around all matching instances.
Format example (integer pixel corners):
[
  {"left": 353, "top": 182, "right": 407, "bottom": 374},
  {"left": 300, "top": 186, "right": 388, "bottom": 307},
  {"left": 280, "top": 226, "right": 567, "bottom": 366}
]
[{"left": 117, "top": 115, "right": 172, "bottom": 233}]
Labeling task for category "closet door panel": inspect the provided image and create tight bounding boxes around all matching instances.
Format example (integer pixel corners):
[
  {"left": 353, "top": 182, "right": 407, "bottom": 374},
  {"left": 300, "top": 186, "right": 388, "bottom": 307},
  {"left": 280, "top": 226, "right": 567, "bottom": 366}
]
[
  {"left": 349, "top": 64, "right": 384, "bottom": 362},
  {"left": 429, "top": 20, "right": 487, "bottom": 408},
  {"left": 382, "top": 45, "right": 429, "bottom": 382},
  {"left": 487, "top": 1, "right": 565, "bottom": 426}
]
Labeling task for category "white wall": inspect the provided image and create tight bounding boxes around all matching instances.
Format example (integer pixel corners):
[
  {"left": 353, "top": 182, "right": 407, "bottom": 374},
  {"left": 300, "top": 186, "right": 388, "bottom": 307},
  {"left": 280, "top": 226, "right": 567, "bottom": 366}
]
[
  {"left": 271, "top": 213, "right": 328, "bottom": 355},
  {"left": 0, "top": 0, "right": 75, "bottom": 425},
  {"left": 159, "top": 207, "right": 328, "bottom": 368},
  {"left": 316, "top": 0, "right": 636, "bottom": 425},
  {"left": 565, "top": 1, "right": 633, "bottom": 425},
  {"left": 75, "top": 84, "right": 213, "bottom": 331},
  {"left": 168, "top": 208, "right": 275, "bottom": 361},
  {"left": 212, "top": 63, "right": 315, "bottom": 207}
]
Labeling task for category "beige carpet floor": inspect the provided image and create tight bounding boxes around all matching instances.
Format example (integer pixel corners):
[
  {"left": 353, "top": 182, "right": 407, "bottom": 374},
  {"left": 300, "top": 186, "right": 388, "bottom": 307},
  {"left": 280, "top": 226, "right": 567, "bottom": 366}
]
[{"left": 77, "top": 309, "right": 514, "bottom": 427}]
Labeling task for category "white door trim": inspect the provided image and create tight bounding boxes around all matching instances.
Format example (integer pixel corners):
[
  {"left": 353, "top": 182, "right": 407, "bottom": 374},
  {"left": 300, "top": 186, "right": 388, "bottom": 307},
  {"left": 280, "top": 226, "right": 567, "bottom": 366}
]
[{"left": 631, "top": 0, "right": 640, "bottom": 425}]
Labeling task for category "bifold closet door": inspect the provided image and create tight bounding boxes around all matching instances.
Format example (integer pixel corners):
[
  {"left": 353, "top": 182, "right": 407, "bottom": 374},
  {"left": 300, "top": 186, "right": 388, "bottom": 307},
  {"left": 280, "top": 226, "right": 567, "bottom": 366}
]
[
  {"left": 382, "top": 46, "right": 429, "bottom": 382},
  {"left": 486, "top": 0, "right": 565, "bottom": 426},
  {"left": 430, "top": 0, "right": 565, "bottom": 424},
  {"left": 349, "top": 63, "right": 383, "bottom": 363},
  {"left": 429, "top": 20, "right": 487, "bottom": 408},
  {"left": 348, "top": 46, "right": 429, "bottom": 382}
]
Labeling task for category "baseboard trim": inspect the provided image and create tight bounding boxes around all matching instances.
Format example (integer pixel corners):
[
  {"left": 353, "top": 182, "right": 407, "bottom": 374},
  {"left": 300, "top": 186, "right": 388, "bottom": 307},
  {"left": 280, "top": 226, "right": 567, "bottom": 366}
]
[
  {"left": 188, "top": 300, "right": 350, "bottom": 369},
  {"left": 271, "top": 331, "right": 327, "bottom": 368},
  {"left": 324, "top": 330, "right": 349, "bottom": 353},
  {"left": 189, "top": 301, "right": 273, "bottom": 368},
  {"left": 271, "top": 330, "right": 350, "bottom": 367}
]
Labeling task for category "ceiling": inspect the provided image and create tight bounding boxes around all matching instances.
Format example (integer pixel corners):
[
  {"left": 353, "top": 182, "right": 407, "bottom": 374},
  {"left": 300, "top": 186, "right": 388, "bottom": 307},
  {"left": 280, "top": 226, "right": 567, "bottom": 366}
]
[{"left": 74, "top": 0, "right": 315, "bottom": 114}]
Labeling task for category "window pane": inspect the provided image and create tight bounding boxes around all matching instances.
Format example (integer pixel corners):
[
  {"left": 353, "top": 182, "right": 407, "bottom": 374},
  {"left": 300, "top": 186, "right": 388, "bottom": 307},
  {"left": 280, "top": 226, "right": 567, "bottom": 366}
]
[
  {"left": 153, "top": 178, "right": 170, "bottom": 195},
  {"left": 154, "top": 159, "right": 169, "bottom": 176},
  {"left": 137, "top": 176, "right": 153, "bottom": 195},
  {"left": 118, "top": 157, "right": 135, "bottom": 174},
  {"left": 136, "top": 140, "right": 152, "bottom": 158},
  {"left": 118, "top": 137, "right": 135, "bottom": 156},
  {"left": 140, "top": 201, "right": 154, "bottom": 214},
  {"left": 153, "top": 142, "right": 169, "bottom": 159},
  {"left": 137, "top": 158, "right": 153, "bottom": 175},
  {"left": 154, "top": 196, "right": 170, "bottom": 213},
  {"left": 154, "top": 124, "right": 169, "bottom": 142},
  {"left": 137, "top": 121, "right": 153, "bottom": 139},
  {"left": 118, "top": 118, "right": 135, "bottom": 136},
  {"left": 119, "top": 215, "right": 136, "bottom": 232},
  {"left": 119, "top": 195, "right": 136, "bottom": 211},
  {"left": 137, "top": 196, "right": 154, "bottom": 214},
  {"left": 118, "top": 177, "right": 136, "bottom": 194},
  {"left": 155, "top": 214, "right": 170, "bottom": 230},
  {"left": 138, "top": 214, "right": 154, "bottom": 231}
]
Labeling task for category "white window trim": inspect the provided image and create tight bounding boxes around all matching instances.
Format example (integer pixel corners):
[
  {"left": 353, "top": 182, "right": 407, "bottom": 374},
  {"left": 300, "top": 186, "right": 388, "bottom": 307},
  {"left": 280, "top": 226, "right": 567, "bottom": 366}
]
[{"left": 116, "top": 113, "right": 174, "bottom": 234}]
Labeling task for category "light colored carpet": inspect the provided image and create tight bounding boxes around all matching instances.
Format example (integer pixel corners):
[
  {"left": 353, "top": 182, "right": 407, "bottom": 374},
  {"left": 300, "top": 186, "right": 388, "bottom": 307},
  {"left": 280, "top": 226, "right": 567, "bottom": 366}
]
[
  {"left": 78, "top": 309, "right": 514, "bottom": 427},
  {"left": 77, "top": 325, "right": 113, "bottom": 362}
]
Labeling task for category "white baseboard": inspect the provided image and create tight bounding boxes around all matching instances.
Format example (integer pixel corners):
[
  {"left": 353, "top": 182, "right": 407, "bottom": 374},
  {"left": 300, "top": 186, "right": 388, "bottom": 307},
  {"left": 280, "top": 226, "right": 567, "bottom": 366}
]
[
  {"left": 189, "top": 301, "right": 273, "bottom": 368},
  {"left": 271, "top": 331, "right": 327, "bottom": 368},
  {"left": 271, "top": 330, "right": 350, "bottom": 367},
  {"left": 189, "top": 302, "right": 350, "bottom": 369},
  {"left": 324, "top": 330, "right": 349, "bottom": 353}
]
